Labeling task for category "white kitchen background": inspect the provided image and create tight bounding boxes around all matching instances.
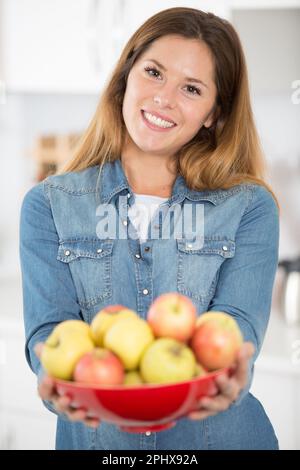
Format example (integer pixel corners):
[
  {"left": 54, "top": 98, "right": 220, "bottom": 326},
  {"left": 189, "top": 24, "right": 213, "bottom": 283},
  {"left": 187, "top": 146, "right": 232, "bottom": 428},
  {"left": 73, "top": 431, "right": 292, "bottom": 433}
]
[{"left": 0, "top": 0, "right": 300, "bottom": 450}]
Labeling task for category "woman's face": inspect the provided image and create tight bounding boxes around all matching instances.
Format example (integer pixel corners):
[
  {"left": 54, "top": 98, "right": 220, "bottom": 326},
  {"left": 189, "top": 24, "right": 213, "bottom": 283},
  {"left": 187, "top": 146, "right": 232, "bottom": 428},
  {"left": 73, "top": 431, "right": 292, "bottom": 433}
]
[{"left": 122, "top": 34, "right": 218, "bottom": 159}]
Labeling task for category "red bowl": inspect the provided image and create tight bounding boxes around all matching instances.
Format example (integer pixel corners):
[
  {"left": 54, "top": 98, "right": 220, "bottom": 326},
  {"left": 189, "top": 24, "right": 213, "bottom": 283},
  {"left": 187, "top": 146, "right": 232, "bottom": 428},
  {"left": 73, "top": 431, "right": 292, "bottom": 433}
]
[{"left": 54, "top": 368, "right": 228, "bottom": 433}]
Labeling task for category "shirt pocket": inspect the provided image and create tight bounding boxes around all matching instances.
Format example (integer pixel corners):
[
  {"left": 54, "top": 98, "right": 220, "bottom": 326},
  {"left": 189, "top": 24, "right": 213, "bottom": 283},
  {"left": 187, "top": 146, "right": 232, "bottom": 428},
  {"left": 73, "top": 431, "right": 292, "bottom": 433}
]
[
  {"left": 176, "top": 238, "right": 235, "bottom": 304},
  {"left": 57, "top": 238, "right": 114, "bottom": 309}
]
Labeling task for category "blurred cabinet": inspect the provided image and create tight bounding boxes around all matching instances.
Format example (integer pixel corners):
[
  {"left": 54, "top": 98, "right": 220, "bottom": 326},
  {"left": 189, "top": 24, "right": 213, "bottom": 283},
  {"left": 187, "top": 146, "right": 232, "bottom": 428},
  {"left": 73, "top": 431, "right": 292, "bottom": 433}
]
[
  {"left": 1, "top": 0, "right": 128, "bottom": 93},
  {"left": 1, "top": 0, "right": 231, "bottom": 94},
  {"left": 0, "top": 319, "right": 56, "bottom": 449},
  {"left": 231, "top": 7, "right": 300, "bottom": 94}
]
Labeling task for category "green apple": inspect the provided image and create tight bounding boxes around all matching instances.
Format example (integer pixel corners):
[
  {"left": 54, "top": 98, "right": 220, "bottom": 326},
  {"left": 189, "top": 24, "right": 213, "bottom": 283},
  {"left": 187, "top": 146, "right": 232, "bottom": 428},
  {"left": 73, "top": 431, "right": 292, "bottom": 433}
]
[
  {"left": 194, "top": 362, "right": 207, "bottom": 378},
  {"left": 103, "top": 317, "right": 154, "bottom": 370},
  {"left": 90, "top": 305, "right": 138, "bottom": 347},
  {"left": 41, "top": 320, "right": 95, "bottom": 380},
  {"left": 140, "top": 338, "right": 196, "bottom": 385},
  {"left": 124, "top": 370, "right": 144, "bottom": 386}
]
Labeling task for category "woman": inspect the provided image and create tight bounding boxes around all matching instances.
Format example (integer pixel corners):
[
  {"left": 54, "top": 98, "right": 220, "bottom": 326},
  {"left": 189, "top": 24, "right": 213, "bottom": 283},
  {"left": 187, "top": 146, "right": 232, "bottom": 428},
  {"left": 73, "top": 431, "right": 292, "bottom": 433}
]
[{"left": 20, "top": 7, "right": 279, "bottom": 450}]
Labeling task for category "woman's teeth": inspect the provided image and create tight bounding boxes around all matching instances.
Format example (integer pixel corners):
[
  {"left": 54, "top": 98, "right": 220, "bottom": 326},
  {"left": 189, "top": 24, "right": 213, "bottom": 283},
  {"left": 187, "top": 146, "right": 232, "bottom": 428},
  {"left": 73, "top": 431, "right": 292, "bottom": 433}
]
[{"left": 143, "top": 111, "right": 175, "bottom": 128}]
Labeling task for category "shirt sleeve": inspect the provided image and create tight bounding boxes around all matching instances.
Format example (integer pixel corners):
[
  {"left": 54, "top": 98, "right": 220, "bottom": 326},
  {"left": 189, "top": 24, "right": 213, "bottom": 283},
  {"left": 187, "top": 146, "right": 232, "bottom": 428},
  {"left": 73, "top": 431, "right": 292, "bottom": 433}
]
[
  {"left": 208, "top": 185, "right": 280, "bottom": 405},
  {"left": 19, "top": 181, "right": 83, "bottom": 416}
]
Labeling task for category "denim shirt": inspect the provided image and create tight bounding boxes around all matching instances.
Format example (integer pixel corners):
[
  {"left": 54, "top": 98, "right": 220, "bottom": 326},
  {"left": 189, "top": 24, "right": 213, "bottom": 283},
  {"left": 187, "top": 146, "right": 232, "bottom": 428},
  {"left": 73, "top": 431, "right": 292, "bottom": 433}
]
[{"left": 19, "top": 159, "right": 279, "bottom": 450}]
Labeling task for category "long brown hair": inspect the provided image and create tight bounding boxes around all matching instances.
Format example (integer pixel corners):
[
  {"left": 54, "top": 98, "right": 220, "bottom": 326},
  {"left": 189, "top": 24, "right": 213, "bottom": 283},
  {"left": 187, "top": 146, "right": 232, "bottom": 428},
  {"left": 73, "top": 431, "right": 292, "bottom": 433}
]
[{"left": 60, "top": 7, "right": 278, "bottom": 204}]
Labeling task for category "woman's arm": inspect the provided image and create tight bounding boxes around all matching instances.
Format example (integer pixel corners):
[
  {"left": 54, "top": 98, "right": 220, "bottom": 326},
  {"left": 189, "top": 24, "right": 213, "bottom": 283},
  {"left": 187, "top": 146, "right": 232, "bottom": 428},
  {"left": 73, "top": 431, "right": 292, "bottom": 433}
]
[
  {"left": 189, "top": 184, "right": 279, "bottom": 419},
  {"left": 19, "top": 181, "right": 100, "bottom": 427},
  {"left": 20, "top": 182, "right": 82, "bottom": 375}
]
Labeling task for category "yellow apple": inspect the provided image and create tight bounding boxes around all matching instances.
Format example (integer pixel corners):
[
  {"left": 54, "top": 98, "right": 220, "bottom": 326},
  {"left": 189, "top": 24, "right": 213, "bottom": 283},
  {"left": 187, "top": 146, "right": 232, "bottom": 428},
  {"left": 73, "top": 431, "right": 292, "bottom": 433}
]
[
  {"left": 124, "top": 370, "right": 144, "bottom": 386},
  {"left": 90, "top": 305, "right": 138, "bottom": 347},
  {"left": 41, "top": 320, "right": 95, "bottom": 380},
  {"left": 103, "top": 317, "right": 154, "bottom": 370},
  {"left": 194, "top": 362, "right": 207, "bottom": 378},
  {"left": 140, "top": 338, "right": 196, "bottom": 385},
  {"left": 53, "top": 319, "right": 92, "bottom": 336}
]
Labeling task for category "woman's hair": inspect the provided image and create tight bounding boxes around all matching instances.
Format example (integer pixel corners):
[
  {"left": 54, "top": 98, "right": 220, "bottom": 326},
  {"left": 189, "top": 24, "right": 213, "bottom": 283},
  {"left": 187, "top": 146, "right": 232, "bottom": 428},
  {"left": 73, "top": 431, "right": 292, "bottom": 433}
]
[{"left": 60, "top": 7, "right": 277, "bottom": 203}]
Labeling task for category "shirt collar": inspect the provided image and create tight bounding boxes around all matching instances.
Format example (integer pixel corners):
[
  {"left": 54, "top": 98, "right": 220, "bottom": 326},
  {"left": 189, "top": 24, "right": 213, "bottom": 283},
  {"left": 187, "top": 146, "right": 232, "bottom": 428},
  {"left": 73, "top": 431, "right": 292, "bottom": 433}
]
[{"left": 96, "top": 159, "right": 242, "bottom": 206}]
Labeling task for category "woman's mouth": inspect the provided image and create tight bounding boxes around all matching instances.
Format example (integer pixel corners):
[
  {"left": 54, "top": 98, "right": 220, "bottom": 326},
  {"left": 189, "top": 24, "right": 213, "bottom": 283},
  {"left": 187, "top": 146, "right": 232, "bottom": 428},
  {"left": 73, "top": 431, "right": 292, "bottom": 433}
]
[{"left": 141, "top": 110, "right": 177, "bottom": 132}]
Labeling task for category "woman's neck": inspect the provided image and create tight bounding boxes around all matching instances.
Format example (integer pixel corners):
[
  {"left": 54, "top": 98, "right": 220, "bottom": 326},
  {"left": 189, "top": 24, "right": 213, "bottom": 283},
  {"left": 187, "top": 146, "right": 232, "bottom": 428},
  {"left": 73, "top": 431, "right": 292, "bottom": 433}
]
[{"left": 121, "top": 152, "right": 177, "bottom": 198}]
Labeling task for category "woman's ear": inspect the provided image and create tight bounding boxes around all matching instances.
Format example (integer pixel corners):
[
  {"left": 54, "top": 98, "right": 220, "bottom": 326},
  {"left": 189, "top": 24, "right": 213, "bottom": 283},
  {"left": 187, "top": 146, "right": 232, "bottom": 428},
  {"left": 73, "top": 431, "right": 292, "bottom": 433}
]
[{"left": 203, "top": 104, "right": 220, "bottom": 129}]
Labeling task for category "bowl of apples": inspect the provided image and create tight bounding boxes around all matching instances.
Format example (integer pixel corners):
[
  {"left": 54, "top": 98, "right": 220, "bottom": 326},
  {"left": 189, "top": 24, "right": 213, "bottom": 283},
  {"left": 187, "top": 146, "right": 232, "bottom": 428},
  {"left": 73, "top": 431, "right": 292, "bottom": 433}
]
[{"left": 41, "top": 293, "right": 243, "bottom": 433}]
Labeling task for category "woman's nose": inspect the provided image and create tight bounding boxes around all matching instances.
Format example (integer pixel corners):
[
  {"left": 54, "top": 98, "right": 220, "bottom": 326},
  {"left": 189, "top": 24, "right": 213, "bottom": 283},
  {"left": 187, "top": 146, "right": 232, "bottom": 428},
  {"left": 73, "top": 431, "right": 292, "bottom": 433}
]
[{"left": 153, "top": 86, "right": 176, "bottom": 108}]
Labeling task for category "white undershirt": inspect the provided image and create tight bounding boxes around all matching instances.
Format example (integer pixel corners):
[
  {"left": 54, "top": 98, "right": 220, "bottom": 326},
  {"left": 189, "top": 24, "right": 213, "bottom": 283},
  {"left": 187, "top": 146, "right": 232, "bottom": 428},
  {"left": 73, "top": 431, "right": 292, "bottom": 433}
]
[{"left": 128, "top": 193, "right": 168, "bottom": 242}]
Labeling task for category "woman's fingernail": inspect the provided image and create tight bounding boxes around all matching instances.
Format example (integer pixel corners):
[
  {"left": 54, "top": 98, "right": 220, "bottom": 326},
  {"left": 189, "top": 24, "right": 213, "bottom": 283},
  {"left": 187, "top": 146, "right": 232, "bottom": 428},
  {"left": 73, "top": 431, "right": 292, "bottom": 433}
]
[{"left": 217, "top": 374, "right": 227, "bottom": 383}]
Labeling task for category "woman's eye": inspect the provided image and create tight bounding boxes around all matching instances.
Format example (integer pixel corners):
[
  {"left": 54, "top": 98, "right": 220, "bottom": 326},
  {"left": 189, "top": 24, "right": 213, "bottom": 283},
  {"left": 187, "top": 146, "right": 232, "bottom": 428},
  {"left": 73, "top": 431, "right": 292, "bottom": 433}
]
[
  {"left": 144, "top": 66, "right": 201, "bottom": 96},
  {"left": 185, "top": 85, "right": 201, "bottom": 96},
  {"left": 144, "top": 66, "right": 161, "bottom": 79}
]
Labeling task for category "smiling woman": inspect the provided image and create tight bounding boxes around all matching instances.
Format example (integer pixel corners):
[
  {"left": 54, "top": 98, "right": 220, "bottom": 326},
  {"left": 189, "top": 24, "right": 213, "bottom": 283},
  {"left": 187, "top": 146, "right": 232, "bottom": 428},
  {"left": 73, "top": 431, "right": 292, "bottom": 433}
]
[
  {"left": 20, "top": 7, "right": 280, "bottom": 451},
  {"left": 121, "top": 35, "right": 218, "bottom": 170}
]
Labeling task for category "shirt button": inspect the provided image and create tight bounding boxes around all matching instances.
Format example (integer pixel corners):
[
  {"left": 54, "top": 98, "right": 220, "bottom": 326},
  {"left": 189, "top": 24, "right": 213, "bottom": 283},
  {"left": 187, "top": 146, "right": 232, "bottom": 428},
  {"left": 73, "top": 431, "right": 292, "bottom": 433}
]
[
  {"left": 145, "top": 431, "right": 151, "bottom": 436},
  {"left": 222, "top": 245, "right": 228, "bottom": 251},
  {"left": 127, "top": 193, "right": 131, "bottom": 198},
  {"left": 135, "top": 254, "right": 141, "bottom": 259},
  {"left": 123, "top": 220, "right": 128, "bottom": 226},
  {"left": 143, "top": 289, "right": 149, "bottom": 295},
  {"left": 64, "top": 250, "right": 71, "bottom": 256},
  {"left": 187, "top": 243, "right": 193, "bottom": 249},
  {"left": 144, "top": 247, "right": 150, "bottom": 252},
  {"left": 97, "top": 248, "right": 103, "bottom": 254}
]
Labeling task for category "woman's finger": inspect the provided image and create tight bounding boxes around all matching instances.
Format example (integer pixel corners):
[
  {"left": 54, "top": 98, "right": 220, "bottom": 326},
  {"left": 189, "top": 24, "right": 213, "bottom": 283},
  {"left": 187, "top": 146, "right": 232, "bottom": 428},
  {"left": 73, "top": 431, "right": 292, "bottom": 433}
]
[
  {"left": 34, "top": 342, "right": 44, "bottom": 359},
  {"left": 197, "top": 395, "right": 232, "bottom": 413},
  {"left": 83, "top": 417, "right": 101, "bottom": 428},
  {"left": 214, "top": 374, "right": 240, "bottom": 400},
  {"left": 52, "top": 395, "right": 73, "bottom": 413},
  {"left": 38, "top": 375, "right": 58, "bottom": 401},
  {"left": 65, "top": 408, "right": 89, "bottom": 422},
  {"left": 187, "top": 409, "right": 217, "bottom": 421}
]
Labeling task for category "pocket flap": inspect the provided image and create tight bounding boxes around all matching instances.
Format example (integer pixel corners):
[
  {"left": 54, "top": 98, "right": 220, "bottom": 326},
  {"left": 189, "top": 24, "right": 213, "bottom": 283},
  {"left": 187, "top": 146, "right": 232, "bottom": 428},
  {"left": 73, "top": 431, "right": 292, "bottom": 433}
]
[
  {"left": 57, "top": 239, "right": 114, "bottom": 263},
  {"left": 176, "top": 238, "right": 235, "bottom": 258}
]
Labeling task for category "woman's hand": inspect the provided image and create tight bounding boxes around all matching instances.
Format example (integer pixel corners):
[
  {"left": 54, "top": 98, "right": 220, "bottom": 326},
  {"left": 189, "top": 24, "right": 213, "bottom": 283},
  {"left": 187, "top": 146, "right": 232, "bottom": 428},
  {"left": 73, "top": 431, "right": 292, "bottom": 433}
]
[
  {"left": 34, "top": 343, "right": 100, "bottom": 429},
  {"left": 187, "top": 341, "right": 255, "bottom": 421}
]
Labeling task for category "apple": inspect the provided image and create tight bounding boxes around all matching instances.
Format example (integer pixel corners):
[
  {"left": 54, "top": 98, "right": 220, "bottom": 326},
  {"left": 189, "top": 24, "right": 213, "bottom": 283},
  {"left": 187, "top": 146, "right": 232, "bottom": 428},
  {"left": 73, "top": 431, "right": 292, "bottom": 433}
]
[
  {"left": 90, "top": 305, "right": 138, "bottom": 347},
  {"left": 40, "top": 320, "right": 95, "bottom": 380},
  {"left": 147, "top": 292, "right": 197, "bottom": 342},
  {"left": 73, "top": 348, "right": 124, "bottom": 385},
  {"left": 123, "top": 370, "right": 144, "bottom": 386},
  {"left": 103, "top": 316, "right": 154, "bottom": 370},
  {"left": 191, "top": 311, "right": 243, "bottom": 371},
  {"left": 194, "top": 362, "right": 207, "bottom": 378},
  {"left": 140, "top": 338, "right": 196, "bottom": 384}
]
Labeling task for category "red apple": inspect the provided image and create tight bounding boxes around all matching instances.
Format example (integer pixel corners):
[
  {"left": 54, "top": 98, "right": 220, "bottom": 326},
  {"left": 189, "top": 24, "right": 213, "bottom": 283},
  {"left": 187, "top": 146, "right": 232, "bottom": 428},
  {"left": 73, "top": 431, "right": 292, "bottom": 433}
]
[
  {"left": 73, "top": 348, "right": 125, "bottom": 385},
  {"left": 147, "top": 292, "right": 197, "bottom": 342},
  {"left": 191, "top": 311, "right": 243, "bottom": 371}
]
